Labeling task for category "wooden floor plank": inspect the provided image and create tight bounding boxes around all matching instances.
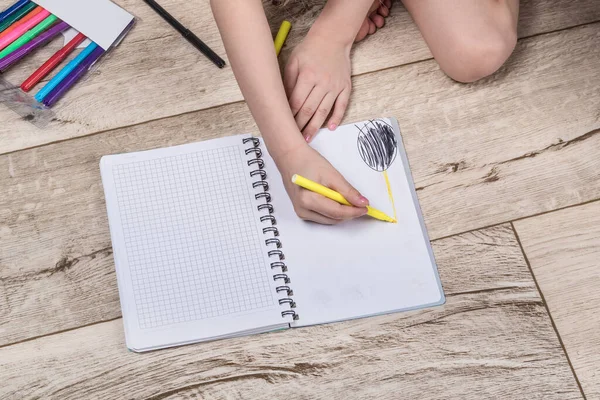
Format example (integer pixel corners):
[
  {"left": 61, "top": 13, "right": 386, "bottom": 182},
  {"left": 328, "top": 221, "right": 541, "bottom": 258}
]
[
  {"left": 0, "top": 225, "right": 582, "bottom": 400},
  {"left": 1, "top": 0, "right": 599, "bottom": 154},
  {"left": 0, "top": 23, "right": 598, "bottom": 346},
  {"left": 514, "top": 201, "right": 600, "bottom": 399}
]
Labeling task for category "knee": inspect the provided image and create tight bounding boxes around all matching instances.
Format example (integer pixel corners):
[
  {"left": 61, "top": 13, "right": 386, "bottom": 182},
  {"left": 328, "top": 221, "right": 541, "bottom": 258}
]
[{"left": 440, "top": 27, "right": 517, "bottom": 83}]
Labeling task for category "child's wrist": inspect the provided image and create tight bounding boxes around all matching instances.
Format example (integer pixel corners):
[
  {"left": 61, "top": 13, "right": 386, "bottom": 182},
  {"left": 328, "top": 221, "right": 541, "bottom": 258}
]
[
  {"left": 269, "top": 140, "right": 307, "bottom": 166},
  {"left": 308, "top": 16, "right": 355, "bottom": 49}
]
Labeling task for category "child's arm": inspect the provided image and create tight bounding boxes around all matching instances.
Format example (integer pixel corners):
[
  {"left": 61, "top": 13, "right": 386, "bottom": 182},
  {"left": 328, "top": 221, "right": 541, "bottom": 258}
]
[{"left": 210, "top": 0, "right": 369, "bottom": 224}]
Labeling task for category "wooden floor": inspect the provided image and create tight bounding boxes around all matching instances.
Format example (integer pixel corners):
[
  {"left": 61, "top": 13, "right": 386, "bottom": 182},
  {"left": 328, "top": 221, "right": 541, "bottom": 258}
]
[{"left": 1, "top": 0, "right": 599, "bottom": 398}]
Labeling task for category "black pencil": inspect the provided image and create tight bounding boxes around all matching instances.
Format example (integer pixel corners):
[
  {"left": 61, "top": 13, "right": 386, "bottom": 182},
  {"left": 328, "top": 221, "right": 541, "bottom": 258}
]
[{"left": 142, "top": 0, "right": 226, "bottom": 69}]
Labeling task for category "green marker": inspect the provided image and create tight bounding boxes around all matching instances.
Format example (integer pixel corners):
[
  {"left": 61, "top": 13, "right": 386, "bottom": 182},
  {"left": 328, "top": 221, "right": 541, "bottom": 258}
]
[
  {"left": 0, "top": 1, "right": 37, "bottom": 34},
  {"left": 0, "top": 14, "right": 57, "bottom": 59}
]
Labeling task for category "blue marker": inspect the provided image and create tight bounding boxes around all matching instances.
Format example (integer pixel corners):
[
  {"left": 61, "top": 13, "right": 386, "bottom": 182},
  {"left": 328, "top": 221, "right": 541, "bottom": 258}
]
[
  {"left": 35, "top": 42, "right": 98, "bottom": 102},
  {"left": 0, "top": 0, "right": 30, "bottom": 25}
]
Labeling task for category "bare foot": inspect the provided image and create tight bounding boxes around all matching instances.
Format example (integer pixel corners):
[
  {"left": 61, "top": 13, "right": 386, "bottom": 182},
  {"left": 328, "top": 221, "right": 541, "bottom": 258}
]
[{"left": 356, "top": 0, "right": 392, "bottom": 42}]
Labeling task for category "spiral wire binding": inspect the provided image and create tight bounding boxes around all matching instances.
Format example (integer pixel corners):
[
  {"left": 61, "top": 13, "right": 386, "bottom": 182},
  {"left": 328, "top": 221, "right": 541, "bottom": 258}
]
[{"left": 243, "top": 137, "right": 299, "bottom": 321}]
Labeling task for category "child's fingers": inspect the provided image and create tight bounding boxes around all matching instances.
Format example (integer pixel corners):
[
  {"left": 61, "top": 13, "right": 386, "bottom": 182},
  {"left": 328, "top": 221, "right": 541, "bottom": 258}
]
[
  {"left": 327, "top": 88, "right": 350, "bottom": 131},
  {"left": 324, "top": 172, "right": 369, "bottom": 209},
  {"left": 295, "top": 207, "right": 338, "bottom": 225},
  {"left": 302, "top": 92, "right": 337, "bottom": 142},
  {"left": 283, "top": 58, "right": 299, "bottom": 98},
  {"left": 289, "top": 79, "right": 315, "bottom": 117},
  {"left": 314, "top": 199, "right": 367, "bottom": 221},
  {"left": 300, "top": 191, "right": 366, "bottom": 222},
  {"left": 294, "top": 85, "right": 327, "bottom": 132}
]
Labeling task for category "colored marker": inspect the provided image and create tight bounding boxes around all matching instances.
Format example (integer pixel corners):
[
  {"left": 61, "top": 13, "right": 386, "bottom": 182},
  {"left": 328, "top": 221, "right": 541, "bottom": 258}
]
[
  {"left": 22, "top": 32, "right": 86, "bottom": 92},
  {"left": 274, "top": 20, "right": 291, "bottom": 56},
  {"left": 0, "top": 21, "right": 68, "bottom": 71},
  {"left": 0, "top": 0, "right": 29, "bottom": 25},
  {"left": 0, "top": 1, "right": 36, "bottom": 34},
  {"left": 0, "top": 6, "right": 42, "bottom": 39},
  {"left": 43, "top": 45, "right": 105, "bottom": 107},
  {"left": 142, "top": 0, "right": 226, "bottom": 68},
  {"left": 35, "top": 41, "right": 98, "bottom": 102},
  {"left": 291, "top": 174, "right": 397, "bottom": 223},
  {"left": 0, "top": 8, "right": 49, "bottom": 51},
  {"left": 0, "top": 14, "right": 57, "bottom": 58}
]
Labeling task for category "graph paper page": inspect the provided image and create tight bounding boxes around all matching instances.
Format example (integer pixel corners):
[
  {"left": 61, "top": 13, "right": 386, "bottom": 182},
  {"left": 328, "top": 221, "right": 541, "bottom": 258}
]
[{"left": 101, "top": 135, "right": 285, "bottom": 351}]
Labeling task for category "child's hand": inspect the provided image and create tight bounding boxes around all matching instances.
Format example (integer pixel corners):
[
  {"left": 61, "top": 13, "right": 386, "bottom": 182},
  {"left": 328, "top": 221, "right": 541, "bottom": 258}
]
[
  {"left": 274, "top": 144, "right": 368, "bottom": 224},
  {"left": 283, "top": 28, "right": 352, "bottom": 143}
]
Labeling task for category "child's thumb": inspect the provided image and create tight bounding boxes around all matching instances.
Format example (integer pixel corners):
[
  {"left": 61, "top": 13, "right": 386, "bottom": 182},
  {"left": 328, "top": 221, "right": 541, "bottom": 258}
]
[{"left": 332, "top": 176, "right": 369, "bottom": 208}]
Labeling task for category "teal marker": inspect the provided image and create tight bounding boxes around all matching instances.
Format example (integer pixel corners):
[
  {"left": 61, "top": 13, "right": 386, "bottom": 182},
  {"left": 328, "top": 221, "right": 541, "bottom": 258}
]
[
  {"left": 0, "top": 1, "right": 36, "bottom": 34},
  {"left": 35, "top": 41, "right": 98, "bottom": 102}
]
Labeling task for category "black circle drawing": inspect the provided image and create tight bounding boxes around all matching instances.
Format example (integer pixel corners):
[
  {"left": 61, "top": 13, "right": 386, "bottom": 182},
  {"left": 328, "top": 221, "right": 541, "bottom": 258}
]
[{"left": 356, "top": 119, "right": 398, "bottom": 172}]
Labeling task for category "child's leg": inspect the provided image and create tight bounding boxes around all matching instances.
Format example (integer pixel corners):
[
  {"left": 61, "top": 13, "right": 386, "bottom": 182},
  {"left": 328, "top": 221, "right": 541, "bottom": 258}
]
[{"left": 402, "top": 0, "right": 519, "bottom": 82}]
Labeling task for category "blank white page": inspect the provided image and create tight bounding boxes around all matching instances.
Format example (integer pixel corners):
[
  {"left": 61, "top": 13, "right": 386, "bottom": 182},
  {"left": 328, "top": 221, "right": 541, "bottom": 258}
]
[
  {"left": 33, "top": 0, "right": 134, "bottom": 50},
  {"left": 263, "top": 118, "right": 445, "bottom": 327},
  {"left": 100, "top": 135, "right": 285, "bottom": 351}
]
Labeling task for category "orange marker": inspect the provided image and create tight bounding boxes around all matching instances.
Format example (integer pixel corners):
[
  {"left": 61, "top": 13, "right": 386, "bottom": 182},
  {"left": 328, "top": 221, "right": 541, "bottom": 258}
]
[{"left": 0, "top": 6, "right": 43, "bottom": 41}]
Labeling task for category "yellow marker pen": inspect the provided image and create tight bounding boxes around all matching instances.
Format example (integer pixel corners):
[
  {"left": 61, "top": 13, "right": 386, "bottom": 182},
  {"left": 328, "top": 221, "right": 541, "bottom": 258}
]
[
  {"left": 274, "top": 20, "right": 291, "bottom": 56},
  {"left": 291, "top": 174, "right": 396, "bottom": 223}
]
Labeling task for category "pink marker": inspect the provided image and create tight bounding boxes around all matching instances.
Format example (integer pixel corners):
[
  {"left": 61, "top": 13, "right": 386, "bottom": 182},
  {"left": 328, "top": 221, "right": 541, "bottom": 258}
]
[{"left": 0, "top": 8, "right": 50, "bottom": 51}]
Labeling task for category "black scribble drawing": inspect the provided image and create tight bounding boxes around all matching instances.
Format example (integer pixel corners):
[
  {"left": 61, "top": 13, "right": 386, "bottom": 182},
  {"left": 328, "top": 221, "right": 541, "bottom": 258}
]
[
  {"left": 356, "top": 119, "right": 398, "bottom": 172},
  {"left": 356, "top": 119, "right": 399, "bottom": 221}
]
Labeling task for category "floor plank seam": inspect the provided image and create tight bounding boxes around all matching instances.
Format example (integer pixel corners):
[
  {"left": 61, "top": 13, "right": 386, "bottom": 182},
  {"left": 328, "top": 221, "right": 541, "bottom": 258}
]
[
  {"left": 432, "top": 198, "right": 600, "bottom": 243},
  {"left": 351, "top": 56, "right": 435, "bottom": 79},
  {"left": 0, "top": 99, "right": 247, "bottom": 157},
  {"left": 510, "top": 222, "right": 588, "bottom": 400},
  {"left": 0, "top": 316, "right": 122, "bottom": 351},
  {"left": 515, "top": 19, "right": 600, "bottom": 41},
  {"left": 492, "top": 127, "right": 600, "bottom": 167},
  {"left": 445, "top": 285, "right": 532, "bottom": 297}
]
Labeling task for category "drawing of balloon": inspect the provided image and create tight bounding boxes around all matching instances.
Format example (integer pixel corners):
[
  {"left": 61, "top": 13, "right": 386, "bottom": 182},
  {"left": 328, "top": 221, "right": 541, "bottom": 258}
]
[
  {"left": 356, "top": 119, "right": 398, "bottom": 172},
  {"left": 356, "top": 119, "right": 399, "bottom": 220}
]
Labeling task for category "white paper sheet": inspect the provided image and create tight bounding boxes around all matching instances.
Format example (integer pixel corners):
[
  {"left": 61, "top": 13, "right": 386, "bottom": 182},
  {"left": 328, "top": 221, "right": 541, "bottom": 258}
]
[
  {"left": 263, "top": 118, "right": 445, "bottom": 327},
  {"left": 34, "top": 0, "right": 134, "bottom": 50}
]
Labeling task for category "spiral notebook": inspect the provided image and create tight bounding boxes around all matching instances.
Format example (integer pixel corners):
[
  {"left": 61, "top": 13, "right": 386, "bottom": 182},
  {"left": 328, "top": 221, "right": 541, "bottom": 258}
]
[{"left": 100, "top": 118, "right": 445, "bottom": 352}]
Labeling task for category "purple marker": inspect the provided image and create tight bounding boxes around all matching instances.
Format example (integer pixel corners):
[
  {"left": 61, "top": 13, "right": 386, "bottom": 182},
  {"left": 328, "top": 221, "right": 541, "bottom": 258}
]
[
  {"left": 0, "top": 21, "right": 69, "bottom": 71},
  {"left": 43, "top": 45, "right": 105, "bottom": 107}
]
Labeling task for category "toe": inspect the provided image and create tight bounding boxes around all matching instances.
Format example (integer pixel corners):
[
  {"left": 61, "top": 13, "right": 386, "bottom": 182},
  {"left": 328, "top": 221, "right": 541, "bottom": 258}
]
[
  {"left": 368, "top": 19, "right": 377, "bottom": 34},
  {"left": 378, "top": 5, "right": 389, "bottom": 17},
  {"left": 371, "top": 14, "right": 385, "bottom": 29},
  {"left": 355, "top": 19, "right": 370, "bottom": 42},
  {"left": 384, "top": 0, "right": 392, "bottom": 9}
]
